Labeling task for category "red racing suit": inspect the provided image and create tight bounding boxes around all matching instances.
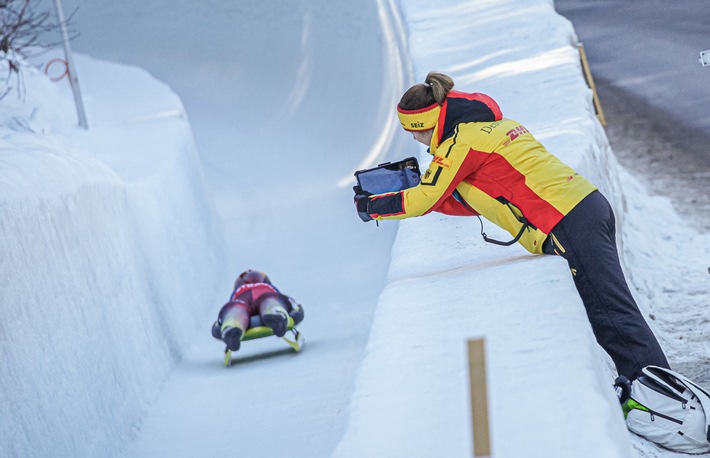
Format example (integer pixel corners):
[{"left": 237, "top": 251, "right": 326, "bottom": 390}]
[
  {"left": 367, "top": 91, "right": 597, "bottom": 254},
  {"left": 229, "top": 282, "right": 280, "bottom": 315},
  {"left": 213, "top": 281, "right": 304, "bottom": 340}
]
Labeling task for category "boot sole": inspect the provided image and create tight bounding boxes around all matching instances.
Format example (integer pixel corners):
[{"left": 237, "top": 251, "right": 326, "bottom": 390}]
[
  {"left": 262, "top": 313, "right": 288, "bottom": 337},
  {"left": 222, "top": 327, "right": 243, "bottom": 351}
]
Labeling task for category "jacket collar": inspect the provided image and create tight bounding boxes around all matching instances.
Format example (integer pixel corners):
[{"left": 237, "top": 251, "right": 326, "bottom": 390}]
[{"left": 429, "top": 91, "right": 503, "bottom": 154}]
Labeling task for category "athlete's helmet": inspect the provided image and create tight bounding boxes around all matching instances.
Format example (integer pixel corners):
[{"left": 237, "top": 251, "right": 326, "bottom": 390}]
[{"left": 233, "top": 269, "right": 271, "bottom": 290}]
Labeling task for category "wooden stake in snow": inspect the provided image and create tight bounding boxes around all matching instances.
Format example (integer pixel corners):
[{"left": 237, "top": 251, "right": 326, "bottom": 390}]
[
  {"left": 468, "top": 338, "right": 491, "bottom": 457},
  {"left": 578, "top": 43, "right": 606, "bottom": 126}
]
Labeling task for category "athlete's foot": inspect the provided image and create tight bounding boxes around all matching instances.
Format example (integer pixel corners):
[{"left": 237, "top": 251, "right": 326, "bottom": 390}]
[
  {"left": 222, "top": 327, "right": 243, "bottom": 351},
  {"left": 262, "top": 310, "right": 289, "bottom": 337}
]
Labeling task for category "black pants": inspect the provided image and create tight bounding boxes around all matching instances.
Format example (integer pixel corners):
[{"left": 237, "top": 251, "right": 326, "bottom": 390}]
[{"left": 543, "top": 190, "right": 669, "bottom": 379}]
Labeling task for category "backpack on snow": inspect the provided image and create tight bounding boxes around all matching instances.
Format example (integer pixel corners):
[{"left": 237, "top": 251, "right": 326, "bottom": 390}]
[{"left": 620, "top": 365, "right": 710, "bottom": 454}]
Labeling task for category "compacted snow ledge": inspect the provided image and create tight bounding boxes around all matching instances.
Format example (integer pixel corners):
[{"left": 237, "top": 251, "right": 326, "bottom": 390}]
[
  {"left": 335, "top": 0, "right": 635, "bottom": 456},
  {"left": 0, "top": 56, "right": 224, "bottom": 457}
]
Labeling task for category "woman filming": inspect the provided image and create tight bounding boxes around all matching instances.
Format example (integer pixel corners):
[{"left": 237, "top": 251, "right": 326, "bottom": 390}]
[{"left": 353, "top": 71, "right": 668, "bottom": 381}]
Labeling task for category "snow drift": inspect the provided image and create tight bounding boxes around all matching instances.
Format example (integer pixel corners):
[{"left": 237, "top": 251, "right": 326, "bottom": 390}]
[{"left": 0, "top": 55, "right": 224, "bottom": 456}]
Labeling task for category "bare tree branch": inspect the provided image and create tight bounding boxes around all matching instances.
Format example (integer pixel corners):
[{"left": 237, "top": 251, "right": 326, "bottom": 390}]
[{"left": 1, "top": 0, "right": 78, "bottom": 99}]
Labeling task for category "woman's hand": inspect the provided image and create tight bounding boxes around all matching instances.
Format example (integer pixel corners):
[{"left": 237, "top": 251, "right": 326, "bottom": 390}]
[{"left": 353, "top": 186, "right": 373, "bottom": 222}]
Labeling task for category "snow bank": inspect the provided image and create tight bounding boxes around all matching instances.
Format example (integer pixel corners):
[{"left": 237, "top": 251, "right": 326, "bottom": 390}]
[
  {"left": 0, "top": 55, "right": 224, "bottom": 457},
  {"left": 334, "top": 1, "right": 638, "bottom": 456}
]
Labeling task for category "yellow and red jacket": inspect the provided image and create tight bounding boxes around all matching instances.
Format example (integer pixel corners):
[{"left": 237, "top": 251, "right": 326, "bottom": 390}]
[{"left": 368, "top": 91, "right": 597, "bottom": 254}]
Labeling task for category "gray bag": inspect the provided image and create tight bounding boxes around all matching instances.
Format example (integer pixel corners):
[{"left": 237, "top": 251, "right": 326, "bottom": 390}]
[{"left": 623, "top": 366, "right": 710, "bottom": 454}]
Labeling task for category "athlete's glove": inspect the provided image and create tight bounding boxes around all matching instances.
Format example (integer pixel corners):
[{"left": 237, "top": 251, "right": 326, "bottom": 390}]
[{"left": 353, "top": 186, "right": 373, "bottom": 222}]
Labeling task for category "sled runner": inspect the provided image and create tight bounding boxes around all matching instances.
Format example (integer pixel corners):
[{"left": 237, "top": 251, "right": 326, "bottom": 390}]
[{"left": 222, "top": 313, "right": 304, "bottom": 366}]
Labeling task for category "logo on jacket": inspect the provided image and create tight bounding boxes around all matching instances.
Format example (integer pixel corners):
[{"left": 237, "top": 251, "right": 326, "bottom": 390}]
[
  {"left": 480, "top": 120, "right": 504, "bottom": 134},
  {"left": 503, "top": 125, "right": 530, "bottom": 146},
  {"left": 432, "top": 155, "right": 452, "bottom": 169}
]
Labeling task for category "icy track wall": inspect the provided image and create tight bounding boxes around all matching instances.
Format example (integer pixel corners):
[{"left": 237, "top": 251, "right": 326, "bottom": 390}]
[{"left": 0, "top": 58, "right": 224, "bottom": 457}]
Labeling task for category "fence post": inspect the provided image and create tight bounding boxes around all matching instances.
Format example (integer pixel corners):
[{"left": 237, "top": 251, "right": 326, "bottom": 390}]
[
  {"left": 468, "top": 338, "right": 491, "bottom": 457},
  {"left": 53, "top": 0, "right": 88, "bottom": 129},
  {"left": 578, "top": 43, "right": 606, "bottom": 126}
]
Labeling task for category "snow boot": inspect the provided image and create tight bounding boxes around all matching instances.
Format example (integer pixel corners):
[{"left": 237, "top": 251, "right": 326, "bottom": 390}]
[
  {"left": 614, "top": 375, "right": 632, "bottom": 403},
  {"left": 262, "top": 309, "right": 289, "bottom": 337},
  {"left": 222, "top": 326, "right": 243, "bottom": 351}
]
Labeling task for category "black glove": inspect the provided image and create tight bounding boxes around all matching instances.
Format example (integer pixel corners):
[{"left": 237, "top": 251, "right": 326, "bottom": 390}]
[
  {"left": 353, "top": 185, "right": 365, "bottom": 195},
  {"left": 211, "top": 321, "right": 222, "bottom": 340},
  {"left": 614, "top": 375, "right": 632, "bottom": 404},
  {"left": 353, "top": 186, "right": 373, "bottom": 222}
]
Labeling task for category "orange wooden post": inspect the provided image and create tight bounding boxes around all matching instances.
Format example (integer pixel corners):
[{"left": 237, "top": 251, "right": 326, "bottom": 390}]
[
  {"left": 468, "top": 338, "right": 491, "bottom": 457},
  {"left": 578, "top": 43, "right": 606, "bottom": 126}
]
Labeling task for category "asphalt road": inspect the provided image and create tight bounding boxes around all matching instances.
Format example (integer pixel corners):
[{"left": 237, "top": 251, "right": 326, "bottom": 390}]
[{"left": 555, "top": 0, "right": 710, "bottom": 232}]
